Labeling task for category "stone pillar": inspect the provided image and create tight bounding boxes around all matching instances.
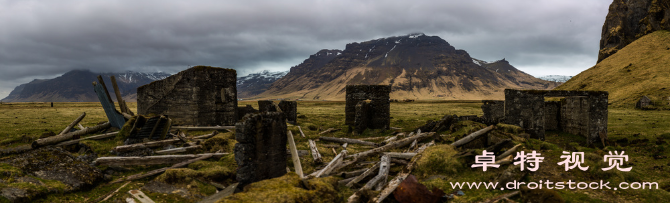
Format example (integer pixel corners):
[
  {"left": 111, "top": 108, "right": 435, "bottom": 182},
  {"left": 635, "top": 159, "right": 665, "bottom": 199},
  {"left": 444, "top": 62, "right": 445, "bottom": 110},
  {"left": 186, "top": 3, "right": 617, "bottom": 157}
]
[
  {"left": 234, "top": 112, "right": 287, "bottom": 187},
  {"left": 587, "top": 92, "right": 609, "bottom": 145},
  {"left": 258, "top": 100, "right": 277, "bottom": 112},
  {"left": 278, "top": 101, "right": 298, "bottom": 124}
]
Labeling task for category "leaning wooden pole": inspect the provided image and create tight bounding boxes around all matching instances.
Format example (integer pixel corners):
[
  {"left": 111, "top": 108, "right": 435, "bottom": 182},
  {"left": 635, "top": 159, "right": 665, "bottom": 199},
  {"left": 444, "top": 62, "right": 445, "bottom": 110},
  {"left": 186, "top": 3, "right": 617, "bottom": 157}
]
[
  {"left": 59, "top": 112, "right": 86, "bottom": 136},
  {"left": 96, "top": 75, "right": 115, "bottom": 105},
  {"left": 287, "top": 130, "right": 304, "bottom": 178},
  {"left": 109, "top": 76, "right": 128, "bottom": 114},
  {"left": 451, "top": 125, "right": 494, "bottom": 147},
  {"left": 32, "top": 122, "right": 111, "bottom": 148}
]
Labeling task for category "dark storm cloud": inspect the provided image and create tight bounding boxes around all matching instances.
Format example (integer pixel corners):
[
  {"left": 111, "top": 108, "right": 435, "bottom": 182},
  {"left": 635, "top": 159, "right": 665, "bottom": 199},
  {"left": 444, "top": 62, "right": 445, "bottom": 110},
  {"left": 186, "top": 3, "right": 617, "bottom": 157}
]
[{"left": 0, "top": 0, "right": 612, "bottom": 98}]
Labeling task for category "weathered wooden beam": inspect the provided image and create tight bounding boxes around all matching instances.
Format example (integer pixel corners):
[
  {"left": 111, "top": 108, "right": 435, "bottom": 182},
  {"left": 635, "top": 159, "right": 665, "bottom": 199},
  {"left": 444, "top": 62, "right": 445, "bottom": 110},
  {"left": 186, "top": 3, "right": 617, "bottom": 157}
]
[
  {"left": 155, "top": 145, "right": 202, "bottom": 154},
  {"left": 346, "top": 162, "right": 380, "bottom": 187},
  {"left": 96, "top": 75, "right": 114, "bottom": 105},
  {"left": 59, "top": 112, "right": 86, "bottom": 136},
  {"left": 496, "top": 143, "right": 523, "bottom": 160},
  {"left": 371, "top": 141, "right": 435, "bottom": 203},
  {"left": 96, "top": 153, "right": 228, "bottom": 166},
  {"left": 372, "top": 155, "right": 391, "bottom": 191},
  {"left": 347, "top": 132, "right": 435, "bottom": 161},
  {"left": 287, "top": 130, "right": 304, "bottom": 178},
  {"left": 319, "top": 128, "right": 341, "bottom": 135},
  {"left": 383, "top": 152, "right": 417, "bottom": 159},
  {"left": 110, "top": 76, "right": 128, "bottom": 114},
  {"left": 297, "top": 126, "right": 306, "bottom": 138},
  {"left": 32, "top": 122, "right": 111, "bottom": 148},
  {"left": 113, "top": 132, "right": 217, "bottom": 152},
  {"left": 171, "top": 126, "right": 235, "bottom": 130},
  {"left": 93, "top": 81, "right": 127, "bottom": 129},
  {"left": 312, "top": 150, "right": 347, "bottom": 178},
  {"left": 451, "top": 125, "right": 494, "bottom": 147},
  {"left": 55, "top": 131, "right": 119, "bottom": 146},
  {"left": 356, "top": 136, "right": 387, "bottom": 141},
  {"left": 319, "top": 136, "right": 378, "bottom": 146},
  {"left": 308, "top": 139, "right": 322, "bottom": 164}
]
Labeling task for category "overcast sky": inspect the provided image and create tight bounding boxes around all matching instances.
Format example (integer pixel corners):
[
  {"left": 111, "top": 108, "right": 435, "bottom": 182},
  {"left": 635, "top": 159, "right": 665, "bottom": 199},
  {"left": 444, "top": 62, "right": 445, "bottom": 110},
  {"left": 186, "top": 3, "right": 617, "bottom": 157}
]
[{"left": 0, "top": 0, "right": 612, "bottom": 99}]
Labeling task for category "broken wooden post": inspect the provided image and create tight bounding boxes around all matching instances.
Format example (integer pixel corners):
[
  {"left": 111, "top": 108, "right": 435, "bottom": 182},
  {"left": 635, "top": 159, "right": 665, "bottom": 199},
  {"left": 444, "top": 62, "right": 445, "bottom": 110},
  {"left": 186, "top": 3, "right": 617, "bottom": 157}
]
[
  {"left": 95, "top": 153, "right": 228, "bottom": 166},
  {"left": 93, "top": 81, "right": 127, "bottom": 129},
  {"left": 110, "top": 76, "right": 128, "bottom": 115},
  {"left": 59, "top": 112, "right": 86, "bottom": 136},
  {"left": 32, "top": 122, "right": 111, "bottom": 148},
  {"left": 371, "top": 155, "right": 391, "bottom": 191},
  {"left": 319, "top": 136, "right": 378, "bottom": 146},
  {"left": 451, "top": 125, "right": 494, "bottom": 147},
  {"left": 313, "top": 150, "right": 347, "bottom": 178},
  {"left": 171, "top": 126, "right": 235, "bottom": 130},
  {"left": 371, "top": 141, "right": 435, "bottom": 203},
  {"left": 346, "top": 162, "right": 381, "bottom": 187},
  {"left": 55, "top": 131, "right": 119, "bottom": 146},
  {"left": 297, "top": 126, "right": 306, "bottom": 138},
  {"left": 308, "top": 139, "right": 322, "bottom": 164},
  {"left": 287, "top": 130, "right": 304, "bottom": 178}
]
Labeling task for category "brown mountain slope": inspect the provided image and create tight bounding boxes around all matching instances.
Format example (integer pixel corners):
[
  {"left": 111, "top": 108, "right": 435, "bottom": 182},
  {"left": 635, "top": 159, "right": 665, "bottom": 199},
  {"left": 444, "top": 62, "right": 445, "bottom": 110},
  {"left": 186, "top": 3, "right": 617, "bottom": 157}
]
[
  {"left": 599, "top": 0, "right": 670, "bottom": 62},
  {"left": 255, "top": 33, "right": 557, "bottom": 101},
  {"left": 556, "top": 30, "right": 670, "bottom": 107}
]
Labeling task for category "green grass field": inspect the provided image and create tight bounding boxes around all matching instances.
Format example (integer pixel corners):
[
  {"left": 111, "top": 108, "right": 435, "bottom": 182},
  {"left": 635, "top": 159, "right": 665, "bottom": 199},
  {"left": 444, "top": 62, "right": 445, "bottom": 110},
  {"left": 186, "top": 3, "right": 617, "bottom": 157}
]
[{"left": 0, "top": 101, "right": 668, "bottom": 202}]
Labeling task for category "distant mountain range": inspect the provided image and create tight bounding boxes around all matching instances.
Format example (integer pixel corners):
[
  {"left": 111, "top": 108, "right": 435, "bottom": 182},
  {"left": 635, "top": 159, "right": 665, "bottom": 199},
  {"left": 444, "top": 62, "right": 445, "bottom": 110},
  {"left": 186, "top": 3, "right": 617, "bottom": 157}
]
[
  {"left": 1, "top": 70, "right": 171, "bottom": 102},
  {"left": 237, "top": 70, "right": 289, "bottom": 98},
  {"left": 538, "top": 75, "right": 572, "bottom": 83},
  {"left": 254, "top": 33, "right": 559, "bottom": 100}
]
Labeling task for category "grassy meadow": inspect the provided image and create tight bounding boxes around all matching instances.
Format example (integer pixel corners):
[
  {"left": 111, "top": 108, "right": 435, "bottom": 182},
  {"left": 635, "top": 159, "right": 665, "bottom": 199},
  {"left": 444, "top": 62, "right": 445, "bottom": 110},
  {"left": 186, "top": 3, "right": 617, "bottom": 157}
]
[{"left": 0, "top": 101, "right": 668, "bottom": 202}]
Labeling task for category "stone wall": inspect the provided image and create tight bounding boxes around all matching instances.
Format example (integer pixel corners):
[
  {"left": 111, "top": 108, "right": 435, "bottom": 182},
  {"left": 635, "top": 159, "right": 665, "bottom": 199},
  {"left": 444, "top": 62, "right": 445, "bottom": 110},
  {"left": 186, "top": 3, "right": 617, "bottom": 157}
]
[
  {"left": 504, "top": 90, "right": 546, "bottom": 140},
  {"left": 481, "top": 100, "right": 505, "bottom": 124},
  {"left": 234, "top": 112, "right": 287, "bottom": 187},
  {"left": 345, "top": 85, "right": 390, "bottom": 130},
  {"left": 544, "top": 101, "right": 560, "bottom": 131},
  {"left": 236, "top": 105, "right": 259, "bottom": 120},
  {"left": 278, "top": 101, "right": 297, "bottom": 124},
  {"left": 137, "top": 66, "right": 237, "bottom": 126},
  {"left": 258, "top": 100, "right": 278, "bottom": 112}
]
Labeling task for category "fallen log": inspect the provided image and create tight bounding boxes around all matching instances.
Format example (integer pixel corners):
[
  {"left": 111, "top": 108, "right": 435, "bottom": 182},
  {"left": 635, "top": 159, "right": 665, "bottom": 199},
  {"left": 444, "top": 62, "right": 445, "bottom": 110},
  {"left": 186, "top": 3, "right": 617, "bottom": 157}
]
[
  {"left": 496, "top": 143, "right": 523, "bottom": 160},
  {"left": 297, "top": 126, "right": 306, "bottom": 138},
  {"left": 371, "top": 141, "right": 435, "bottom": 203},
  {"left": 383, "top": 152, "right": 417, "bottom": 159},
  {"left": 110, "top": 153, "right": 215, "bottom": 184},
  {"left": 312, "top": 150, "right": 347, "bottom": 178},
  {"left": 319, "top": 128, "right": 340, "bottom": 135},
  {"left": 451, "top": 125, "right": 494, "bottom": 147},
  {"left": 114, "top": 132, "right": 218, "bottom": 152},
  {"left": 287, "top": 130, "right": 304, "bottom": 178},
  {"left": 308, "top": 139, "right": 323, "bottom": 164},
  {"left": 171, "top": 126, "right": 235, "bottom": 130},
  {"left": 59, "top": 112, "right": 86, "bottom": 136},
  {"left": 347, "top": 132, "right": 435, "bottom": 161},
  {"left": 95, "top": 153, "right": 228, "bottom": 166},
  {"left": 32, "top": 122, "right": 111, "bottom": 148},
  {"left": 155, "top": 145, "right": 202, "bottom": 154},
  {"left": 55, "top": 131, "right": 119, "bottom": 146},
  {"left": 346, "top": 162, "right": 380, "bottom": 187},
  {"left": 319, "top": 136, "right": 378, "bottom": 146}
]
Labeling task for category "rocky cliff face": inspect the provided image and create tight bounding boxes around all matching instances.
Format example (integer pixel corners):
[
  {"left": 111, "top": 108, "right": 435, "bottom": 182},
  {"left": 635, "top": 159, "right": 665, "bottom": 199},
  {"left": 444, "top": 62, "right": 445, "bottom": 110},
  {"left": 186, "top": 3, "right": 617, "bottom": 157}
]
[
  {"left": 257, "top": 33, "right": 557, "bottom": 100},
  {"left": 599, "top": 0, "right": 670, "bottom": 62},
  {"left": 1, "top": 70, "right": 171, "bottom": 102}
]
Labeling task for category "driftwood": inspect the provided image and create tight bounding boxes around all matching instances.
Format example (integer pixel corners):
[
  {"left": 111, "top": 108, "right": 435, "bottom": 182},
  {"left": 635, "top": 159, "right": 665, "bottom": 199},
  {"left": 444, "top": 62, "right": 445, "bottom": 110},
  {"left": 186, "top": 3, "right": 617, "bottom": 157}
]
[
  {"left": 171, "top": 126, "right": 235, "bottom": 130},
  {"left": 55, "top": 131, "right": 119, "bottom": 146},
  {"left": 312, "top": 150, "right": 347, "bottom": 178},
  {"left": 451, "top": 125, "right": 494, "bottom": 147},
  {"left": 319, "top": 128, "right": 341, "bottom": 135},
  {"left": 155, "top": 145, "right": 202, "bottom": 154},
  {"left": 319, "top": 136, "right": 378, "bottom": 146},
  {"left": 496, "top": 143, "right": 523, "bottom": 160},
  {"left": 287, "top": 130, "right": 304, "bottom": 178},
  {"left": 371, "top": 141, "right": 435, "bottom": 203},
  {"left": 110, "top": 154, "right": 216, "bottom": 184},
  {"left": 32, "top": 122, "right": 111, "bottom": 148},
  {"left": 59, "top": 112, "right": 86, "bottom": 136},
  {"left": 370, "top": 155, "right": 391, "bottom": 191},
  {"left": 383, "top": 152, "right": 416, "bottom": 159},
  {"left": 308, "top": 139, "right": 323, "bottom": 164},
  {"left": 356, "top": 136, "right": 387, "bottom": 141},
  {"left": 346, "top": 162, "right": 381, "bottom": 187},
  {"left": 297, "top": 126, "right": 306, "bottom": 138},
  {"left": 114, "top": 132, "right": 217, "bottom": 152},
  {"left": 96, "top": 153, "right": 228, "bottom": 166},
  {"left": 347, "top": 132, "right": 435, "bottom": 161}
]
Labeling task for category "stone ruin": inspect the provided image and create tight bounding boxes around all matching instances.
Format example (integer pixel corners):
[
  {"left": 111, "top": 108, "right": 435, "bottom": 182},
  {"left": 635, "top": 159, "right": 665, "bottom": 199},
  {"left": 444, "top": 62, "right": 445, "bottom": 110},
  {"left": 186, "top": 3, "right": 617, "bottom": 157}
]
[
  {"left": 482, "top": 89, "right": 608, "bottom": 145},
  {"left": 636, "top": 95, "right": 652, "bottom": 109},
  {"left": 257, "top": 100, "right": 298, "bottom": 124},
  {"left": 137, "top": 66, "right": 238, "bottom": 126},
  {"left": 345, "top": 85, "right": 391, "bottom": 133},
  {"left": 234, "top": 112, "right": 287, "bottom": 187}
]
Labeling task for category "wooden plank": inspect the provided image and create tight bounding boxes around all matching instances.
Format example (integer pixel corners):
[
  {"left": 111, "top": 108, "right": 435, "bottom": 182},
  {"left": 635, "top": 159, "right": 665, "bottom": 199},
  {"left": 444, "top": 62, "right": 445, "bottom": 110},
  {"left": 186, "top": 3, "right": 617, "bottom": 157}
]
[
  {"left": 33, "top": 122, "right": 111, "bottom": 148},
  {"left": 297, "top": 126, "right": 306, "bottom": 138},
  {"left": 383, "top": 152, "right": 417, "bottom": 159},
  {"left": 95, "top": 153, "right": 228, "bottom": 166},
  {"left": 312, "top": 150, "right": 347, "bottom": 178},
  {"left": 287, "top": 130, "right": 304, "bottom": 178},
  {"left": 128, "top": 190, "right": 155, "bottom": 203},
  {"left": 59, "top": 112, "right": 86, "bottom": 136},
  {"left": 451, "top": 125, "right": 494, "bottom": 147},
  {"left": 346, "top": 162, "right": 380, "bottom": 187},
  {"left": 113, "top": 132, "right": 217, "bottom": 152},
  {"left": 319, "top": 136, "right": 378, "bottom": 146},
  {"left": 171, "top": 126, "right": 235, "bottom": 130},
  {"left": 347, "top": 132, "right": 434, "bottom": 161},
  {"left": 372, "top": 155, "right": 390, "bottom": 191},
  {"left": 110, "top": 76, "right": 128, "bottom": 114},
  {"left": 308, "top": 139, "right": 322, "bottom": 164},
  {"left": 155, "top": 145, "right": 202, "bottom": 154},
  {"left": 93, "top": 82, "right": 127, "bottom": 129},
  {"left": 55, "top": 131, "right": 119, "bottom": 146},
  {"left": 96, "top": 75, "right": 115, "bottom": 105}
]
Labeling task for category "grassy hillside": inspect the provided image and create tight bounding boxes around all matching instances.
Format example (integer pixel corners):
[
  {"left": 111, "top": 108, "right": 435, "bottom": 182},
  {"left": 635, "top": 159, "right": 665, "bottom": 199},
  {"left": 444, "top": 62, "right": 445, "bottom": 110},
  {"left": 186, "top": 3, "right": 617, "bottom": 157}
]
[{"left": 556, "top": 30, "right": 670, "bottom": 108}]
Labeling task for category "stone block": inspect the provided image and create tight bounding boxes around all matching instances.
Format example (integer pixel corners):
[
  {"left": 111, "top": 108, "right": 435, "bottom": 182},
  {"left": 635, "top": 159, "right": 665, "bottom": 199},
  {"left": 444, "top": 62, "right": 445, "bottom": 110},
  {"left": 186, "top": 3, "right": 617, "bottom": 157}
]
[
  {"left": 278, "top": 100, "right": 298, "bottom": 124},
  {"left": 234, "top": 112, "right": 287, "bottom": 187}
]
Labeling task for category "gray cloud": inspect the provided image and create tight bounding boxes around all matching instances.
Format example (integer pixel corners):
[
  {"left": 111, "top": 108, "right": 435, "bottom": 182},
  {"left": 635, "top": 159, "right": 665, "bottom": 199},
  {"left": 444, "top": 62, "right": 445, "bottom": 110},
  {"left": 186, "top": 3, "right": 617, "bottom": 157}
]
[{"left": 0, "top": 0, "right": 612, "bottom": 98}]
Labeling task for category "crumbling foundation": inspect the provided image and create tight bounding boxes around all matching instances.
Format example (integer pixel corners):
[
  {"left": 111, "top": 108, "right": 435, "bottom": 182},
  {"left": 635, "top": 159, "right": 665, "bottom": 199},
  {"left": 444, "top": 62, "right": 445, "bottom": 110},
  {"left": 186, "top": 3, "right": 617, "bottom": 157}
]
[{"left": 234, "top": 112, "right": 287, "bottom": 187}]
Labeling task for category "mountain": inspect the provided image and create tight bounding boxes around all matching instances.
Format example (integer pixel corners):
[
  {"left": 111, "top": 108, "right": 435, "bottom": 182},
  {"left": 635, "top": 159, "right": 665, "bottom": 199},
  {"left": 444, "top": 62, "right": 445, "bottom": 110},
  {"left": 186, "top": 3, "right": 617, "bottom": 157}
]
[
  {"left": 598, "top": 0, "right": 670, "bottom": 62},
  {"left": 538, "top": 75, "right": 572, "bottom": 83},
  {"left": 556, "top": 30, "right": 670, "bottom": 107},
  {"left": 237, "top": 70, "right": 289, "bottom": 98},
  {"left": 256, "top": 33, "right": 558, "bottom": 100},
  {"left": 1, "top": 70, "right": 171, "bottom": 102}
]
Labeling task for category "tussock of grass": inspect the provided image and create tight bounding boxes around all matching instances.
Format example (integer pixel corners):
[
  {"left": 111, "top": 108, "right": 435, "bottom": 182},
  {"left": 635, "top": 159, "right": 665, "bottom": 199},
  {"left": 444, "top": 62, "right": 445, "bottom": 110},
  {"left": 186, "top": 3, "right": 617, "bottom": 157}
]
[
  {"left": 414, "top": 144, "right": 462, "bottom": 178},
  {"left": 222, "top": 173, "right": 339, "bottom": 203}
]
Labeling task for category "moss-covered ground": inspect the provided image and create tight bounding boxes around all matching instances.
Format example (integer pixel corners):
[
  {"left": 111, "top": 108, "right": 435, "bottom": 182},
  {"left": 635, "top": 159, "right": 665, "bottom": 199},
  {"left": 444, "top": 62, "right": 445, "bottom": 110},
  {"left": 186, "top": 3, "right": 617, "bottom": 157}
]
[{"left": 0, "top": 101, "right": 668, "bottom": 202}]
